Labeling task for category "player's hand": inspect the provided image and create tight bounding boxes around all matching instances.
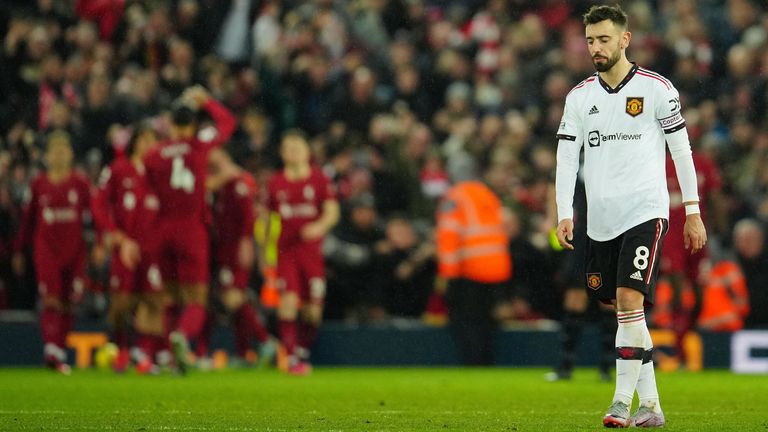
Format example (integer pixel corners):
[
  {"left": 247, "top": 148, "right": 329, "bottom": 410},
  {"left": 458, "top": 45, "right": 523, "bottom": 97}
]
[
  {"left": 301, "top": 222, "right": 326, "bottom": 242},
  {"left": 434, "top": 276, "right": 448, "bottom": 295},
  {"left": 183, "top": 85, "right": 210, "bottom": 108},
  {"left": 555, "top": 219, "right": 575, "bottom": 250},
  {"left": 119, "top": 238, "right": 141, "bottom": 270},
  {"left": 684, "top": 213, "right": 707, "bottom": 254},
  {"left": 238, "top": 237, "right": 255, "bottom": 269},
  {"left": 11, "top": 253, "right": 25, "bottom": 275}
]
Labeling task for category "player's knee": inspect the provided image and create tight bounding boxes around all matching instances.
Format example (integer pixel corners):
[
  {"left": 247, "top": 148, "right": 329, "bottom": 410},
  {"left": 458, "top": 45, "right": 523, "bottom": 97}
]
[
  {"left": 616, "top": 287, "right": 644, "bottom": 311},
  {"left": 303, "top": 304, "right": 323, "bottom": 326},
  {"left": 42, "top": 295, "right": 65, "bottom": 311},
  {"left": 221, "top": 289, "right": 245, "bottom": 312},
  {"left": 277, "top": 293, "right": 299, "bottom": 320},
  {"left": 181, "top": 284, "right": 208, "bottom": 306}
]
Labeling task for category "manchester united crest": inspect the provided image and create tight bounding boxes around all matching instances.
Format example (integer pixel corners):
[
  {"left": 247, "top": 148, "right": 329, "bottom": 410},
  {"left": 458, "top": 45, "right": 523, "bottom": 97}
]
[
  {"left": 626, "top": 97, "right": 644, "bottom": 117},
  {"left": 587, "top": 273, "right": 603, "bottom": 290}
]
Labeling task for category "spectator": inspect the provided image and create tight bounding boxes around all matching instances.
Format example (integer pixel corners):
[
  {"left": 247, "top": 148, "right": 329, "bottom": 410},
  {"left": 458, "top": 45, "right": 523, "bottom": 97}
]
[
  {"left": 373, "top": 215, "right": 435, "bottom": 317},
  {"left": 733, "top": 219, "right": 768, "bottom": 327},
  {"left": 324, "top": 193, "right": 384, "bottom": 322}
]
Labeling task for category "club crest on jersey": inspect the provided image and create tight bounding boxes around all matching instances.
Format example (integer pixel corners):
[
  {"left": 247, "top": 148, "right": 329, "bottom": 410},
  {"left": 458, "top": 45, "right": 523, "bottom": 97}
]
[
  {"left": 626, "top": 97, "right": 644, "bottom": 117},
  {"left": 587, "top": 273, "right": 603, "bottom": 290},
  {"left": 303, "top": 185, "right": 315, "bottom": 200}
]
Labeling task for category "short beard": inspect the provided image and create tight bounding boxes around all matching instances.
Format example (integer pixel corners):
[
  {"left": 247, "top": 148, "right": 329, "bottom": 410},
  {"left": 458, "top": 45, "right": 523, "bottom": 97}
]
[{"left": 593, "top": 50, "right": 621, "bottom": 72}]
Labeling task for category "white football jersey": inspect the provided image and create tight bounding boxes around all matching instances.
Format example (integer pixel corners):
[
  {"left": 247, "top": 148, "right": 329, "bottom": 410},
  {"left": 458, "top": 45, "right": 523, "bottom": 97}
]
[{"left": 556, "top": 64, "right": 685, "bottom": 241}]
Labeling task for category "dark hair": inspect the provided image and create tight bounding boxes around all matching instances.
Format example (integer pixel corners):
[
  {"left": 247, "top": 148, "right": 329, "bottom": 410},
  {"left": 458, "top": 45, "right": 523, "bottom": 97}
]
[
  {"left": 171, "top": 102, "right": 198, "bottom": 126},
  {"left": 125, "top": 121, "right": 155, "bottom": 157},
  {"left": 583, "top": 4, "right": 628, "bottom": 29}
]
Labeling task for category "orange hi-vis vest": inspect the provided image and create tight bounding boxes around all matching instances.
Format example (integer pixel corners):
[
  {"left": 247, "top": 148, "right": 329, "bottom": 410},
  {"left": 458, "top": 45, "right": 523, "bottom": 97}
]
[
  {"left": 436, "top": 181, "right": 512, "bottom": 283},
  {"left": 698, "top": 260, "right": 750, "bottom": 332}
]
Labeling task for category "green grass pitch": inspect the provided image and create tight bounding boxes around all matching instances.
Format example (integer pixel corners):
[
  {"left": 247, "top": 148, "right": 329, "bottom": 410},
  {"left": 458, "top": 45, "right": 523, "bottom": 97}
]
[{"left": 0, "top": 367, "right": 766, "bottom": 431}]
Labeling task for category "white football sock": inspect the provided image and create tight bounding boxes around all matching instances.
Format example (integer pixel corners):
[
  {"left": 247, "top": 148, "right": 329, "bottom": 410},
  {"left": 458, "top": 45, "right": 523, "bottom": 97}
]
[
  {"left": 636, "top": 325, "right": 662, "bottom": 413},
  {"left": 613, "top": 309, "right": 646, "bottom": 406}
]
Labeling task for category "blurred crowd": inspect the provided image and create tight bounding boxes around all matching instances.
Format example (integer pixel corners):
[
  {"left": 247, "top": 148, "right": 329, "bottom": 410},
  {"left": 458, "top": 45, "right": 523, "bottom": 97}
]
[{"left": 1, "top": 0, "right": 768, "bottom": 328}]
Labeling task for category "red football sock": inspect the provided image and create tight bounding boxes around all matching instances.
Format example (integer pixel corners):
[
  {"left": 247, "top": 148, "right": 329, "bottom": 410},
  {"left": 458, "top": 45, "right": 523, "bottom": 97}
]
[
  {"left": 58, "top": 312, "right": 73, "bottom": 348},
  {"left": 234, "top": 321, "right": 250, "bottom": 358},
  {"left": 134, "top": 333, "right": 156, "bottom": 360},
  {"left": 113, "top": 328, "right": 130, "bottom": 350},
  {"left": 237, "top": 303, "right": 269, "bottom": 343},
  {"left": 40, "top": 307, "right": 61, "bottom": 347},
  {"left": 176, "top": 304, "right": 206, "bottom": 340},
  {"left": 298, "top": 321, "right": 319, "bottom": 350},
  {"left": 164, "top": 304, "right": 179, "bottom": 338},
  {"left": 195, "top": 312, "right": 213, "bottom": 357},
  {"left": 279, "top": 319, "right": 298, "bottom": 356}
]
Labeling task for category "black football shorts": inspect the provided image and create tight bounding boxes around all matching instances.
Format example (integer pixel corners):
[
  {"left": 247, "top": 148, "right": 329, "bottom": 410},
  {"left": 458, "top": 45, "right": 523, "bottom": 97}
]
[{"left": 584, "top": 218, "right": 669, "bottom": 306}]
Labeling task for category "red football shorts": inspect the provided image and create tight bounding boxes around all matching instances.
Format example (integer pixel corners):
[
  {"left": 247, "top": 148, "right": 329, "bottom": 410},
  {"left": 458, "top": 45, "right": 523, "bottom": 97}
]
[
  {"left": 156, "top": 220, "right": 209, "bottom": 285},
  {"left": 34, "top": 247, "right": 86, "bottom": 300},
  {"left": 276, "top": 241, "right": 326, "bottom": 302},
  {"left": 109, "top": 248, "right": 163, "bottom": 294}
]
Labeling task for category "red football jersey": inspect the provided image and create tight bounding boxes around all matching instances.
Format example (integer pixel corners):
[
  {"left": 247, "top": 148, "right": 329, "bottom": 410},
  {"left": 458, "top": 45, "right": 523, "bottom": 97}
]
[
  {"left": 144, "top": 99, "right": 236, "bottom": 223},
  {"left": 267, "top": 167, "right": 335, "bottom": 247},
  {"left": 14, "top": 172, "right": 91, "bottom": 260},
  {"left": 666, "top": 152, "right": 722, "bottom": 222},
  {"left": 212, "top": 172, "right": 257, "bottom": 263},
  {"left": 91, "top": 158, "right": 158, "bottom": 241}
]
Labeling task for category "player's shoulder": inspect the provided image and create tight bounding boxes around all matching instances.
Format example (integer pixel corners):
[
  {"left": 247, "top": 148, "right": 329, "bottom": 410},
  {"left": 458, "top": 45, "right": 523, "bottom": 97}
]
[
  {"left": 70, "top": 170, "right": 91, "bottom": 186},
  {"left": 310, "top": 165, "right": 331, "bottom": 182},
  {"left": 566, "top": 73, "right": 599, "bottom": 98},
  {"left": 635, "top": 66, "right": 674, "bottom": 92},
  {"left": 234, "top": 172, "right": 257, "bottom": 196}
]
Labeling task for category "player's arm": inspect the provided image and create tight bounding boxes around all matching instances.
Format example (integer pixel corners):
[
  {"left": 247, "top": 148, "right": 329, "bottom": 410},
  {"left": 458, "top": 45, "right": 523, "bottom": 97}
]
[
  {"left": 91, "top": 168, "right": 140, "bottom": 268},
  {"left": 12, "top": 181, "right": 38, "bottom": 274},
  {"left": 236, "top": 182, "right": 257, "bottom": 269},
  {"left": 659, "top": 85, "right": 706, "bottom": 253},
  {"left": 186, "top": 86, "right": 236, "bottom": 149},
  {"left": 554, "top": 96, "right": 583, "bottom": 250},
  {"left": 301, "top": 199, "right": 340, "bottom": 241}
]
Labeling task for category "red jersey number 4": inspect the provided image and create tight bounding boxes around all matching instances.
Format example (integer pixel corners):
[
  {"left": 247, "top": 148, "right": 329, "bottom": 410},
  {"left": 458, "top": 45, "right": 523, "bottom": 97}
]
[{"left": 170, "top": 156, "right": 195, "bottom": 193}]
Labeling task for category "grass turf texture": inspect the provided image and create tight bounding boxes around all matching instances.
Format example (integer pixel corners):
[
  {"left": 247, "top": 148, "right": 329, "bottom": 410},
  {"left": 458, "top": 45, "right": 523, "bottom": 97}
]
[{"left": 0, "top": 368, "right": 766, "bottom": 431}]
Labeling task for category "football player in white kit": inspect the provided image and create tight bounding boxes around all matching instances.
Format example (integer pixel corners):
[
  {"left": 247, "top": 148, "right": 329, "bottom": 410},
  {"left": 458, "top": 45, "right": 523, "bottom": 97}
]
[{"left": 554, "top": 4, "right": 707, "bottom": 428}]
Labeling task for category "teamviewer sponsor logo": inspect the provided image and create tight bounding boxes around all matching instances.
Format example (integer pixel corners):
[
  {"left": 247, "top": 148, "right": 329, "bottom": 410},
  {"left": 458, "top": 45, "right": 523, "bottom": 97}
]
[
  {"left": 601, "top": 132, "right": 643, "bottom": 142},
  {"left": 588, "top": 130, "right": 601, "bottom": 147}
]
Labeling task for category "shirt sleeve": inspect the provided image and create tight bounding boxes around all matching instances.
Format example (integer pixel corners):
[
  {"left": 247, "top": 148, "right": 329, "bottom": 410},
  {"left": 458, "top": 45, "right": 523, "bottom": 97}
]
[
  {"left": 199, "top": 98, "right": 237, "bottom": 150},
  {"left": 555, "top": 95, "right": 584, "bottom": 222},
  {"left": 236, "top": 180, "right": 256, "bottom": 238},
  {"left": 91, "top": 166, "right": 118, "bottom": 234},
  {"left": 655, "top": 82, "right": 686, "bottom": 135}
]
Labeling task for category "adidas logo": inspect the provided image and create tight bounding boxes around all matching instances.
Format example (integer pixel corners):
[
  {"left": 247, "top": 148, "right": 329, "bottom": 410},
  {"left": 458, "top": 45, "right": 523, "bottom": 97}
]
[
  {"left": 630, "top": 271, "right": 643, "bottom": 281},
  {"left": 589, "top": 105, "right": 599, "bottom": 115}
]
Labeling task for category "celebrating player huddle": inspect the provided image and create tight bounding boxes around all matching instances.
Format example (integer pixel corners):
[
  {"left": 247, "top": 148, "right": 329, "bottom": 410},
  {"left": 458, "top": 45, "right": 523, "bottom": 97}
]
[{"left": 15, "top": 86, "right": 338, "bottom": 376}]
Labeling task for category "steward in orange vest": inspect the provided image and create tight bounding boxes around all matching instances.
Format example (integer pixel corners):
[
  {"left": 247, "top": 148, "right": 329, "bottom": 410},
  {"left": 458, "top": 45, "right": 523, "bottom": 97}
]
[
  {"left": 435, "top": 153, "right": 512, "bottom": 365},
  {"left": 698, "top": 260, "right": 749, "bottom": 332}
]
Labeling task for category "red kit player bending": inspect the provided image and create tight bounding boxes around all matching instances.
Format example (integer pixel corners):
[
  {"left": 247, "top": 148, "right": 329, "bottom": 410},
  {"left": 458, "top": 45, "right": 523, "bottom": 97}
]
[
  {"left": 91, "top": 123, "right": 163, "bottom": 373},
  {"left": 266, "top": 130, "right": 339, "bottom": 375},
  {"left": 203, "top": 148, "right": 277, "bottom": 365},
  {"left": 13, "top": 131, "right": 92, "bottom": 374},
  {"left": 144, "top": 86, "right": 236, "bottom": 373}
]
